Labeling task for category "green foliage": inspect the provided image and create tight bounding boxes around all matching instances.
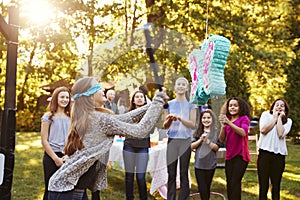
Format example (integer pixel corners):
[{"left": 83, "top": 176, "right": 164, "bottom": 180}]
[
  {"left": 16, "top": 107, "right": 46, "bottom": 132},
  {"left": 285, "top": 0, "right": 300, "bottom": 138},
  {"left": 0, "top": 0, "right": 299, "bottom": 134},
  {"left": 286, "top": 57, "right": 300, "bottom": 137}
]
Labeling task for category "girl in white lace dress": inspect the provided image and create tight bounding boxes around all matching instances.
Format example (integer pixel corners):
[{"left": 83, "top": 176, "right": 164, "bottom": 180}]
[{"left": 48, "top": 77, "right": 168, "bottom": 200}]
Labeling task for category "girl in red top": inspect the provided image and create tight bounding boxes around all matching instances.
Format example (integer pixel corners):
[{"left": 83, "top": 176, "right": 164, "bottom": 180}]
[{"left": 218, "top": 97, "right": 251, "bottom": 200}]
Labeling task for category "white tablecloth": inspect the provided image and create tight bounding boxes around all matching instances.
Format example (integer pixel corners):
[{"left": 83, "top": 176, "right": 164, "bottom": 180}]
[
  {"left": 147, "top": 142, "right": 168, "bottom": 196},
  {"left": 108, "top": 137, "right": 125, "bottom": 162}
]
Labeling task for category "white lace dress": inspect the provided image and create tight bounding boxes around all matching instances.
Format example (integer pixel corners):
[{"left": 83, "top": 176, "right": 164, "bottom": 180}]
[{"left": 48, "top": 93, "right": 166, "bottom": 192}]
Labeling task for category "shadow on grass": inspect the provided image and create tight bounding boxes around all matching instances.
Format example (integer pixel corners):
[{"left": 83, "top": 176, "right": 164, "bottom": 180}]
[{"left": 11, "top": 132, "right": 300, "bottom": 200}]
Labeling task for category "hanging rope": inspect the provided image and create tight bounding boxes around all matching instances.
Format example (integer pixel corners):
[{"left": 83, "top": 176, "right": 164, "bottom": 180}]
[{"left": 205, "top": 0, "right": 209, "bottom": 39}]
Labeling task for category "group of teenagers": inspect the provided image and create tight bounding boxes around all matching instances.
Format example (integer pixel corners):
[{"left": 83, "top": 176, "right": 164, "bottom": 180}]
[{"left": 41, "top": 76, "right": 292, "bottom": 200}]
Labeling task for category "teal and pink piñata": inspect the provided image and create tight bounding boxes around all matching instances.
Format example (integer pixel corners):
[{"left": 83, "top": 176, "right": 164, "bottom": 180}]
[{"left": 189, "top": 34, "right": 230, "bottom": 105}]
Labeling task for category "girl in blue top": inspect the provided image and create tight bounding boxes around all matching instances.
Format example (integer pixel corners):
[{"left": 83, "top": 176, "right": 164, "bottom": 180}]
[
  {"left": 41, "top": 86, "right": 71, "bottom": 200},
  {"left": 191, "top": 109, "right": 220, "bottom": 200},
  {"left": 163, "top": 77, "right": 197, "bottom": 200}
]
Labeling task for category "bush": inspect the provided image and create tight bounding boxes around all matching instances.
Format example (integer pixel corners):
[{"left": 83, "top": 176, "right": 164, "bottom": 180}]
[{"left": 16, "top": 108, "right": 46, "bottom": 132}]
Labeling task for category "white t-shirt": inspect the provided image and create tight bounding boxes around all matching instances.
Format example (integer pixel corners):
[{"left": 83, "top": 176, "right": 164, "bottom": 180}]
[{"left": 258, "top": 111, "right": 292, "bottom": 155}]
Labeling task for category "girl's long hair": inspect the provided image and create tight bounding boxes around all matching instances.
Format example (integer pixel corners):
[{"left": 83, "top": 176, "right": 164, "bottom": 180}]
[
  {"left": 47, "top": 86, "right": 71, "bottom": 121},
  {"left": 129, "top": 90, "right": 147, "bottom": 111},
  {"left": 64, "top": 77, "right": 97, "bottom": 156},
  {"left": 193, "top": 109, "right": 217, "bottom": 140}
]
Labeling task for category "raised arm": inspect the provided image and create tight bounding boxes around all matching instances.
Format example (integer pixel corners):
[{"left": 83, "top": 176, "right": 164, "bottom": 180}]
[
  {"left": 191, "top": 137, "right": 203, "bottom": 150},
  {"left": 218, "top": 125, "right": 226, "bottom": 143},
  {"left": 114, "top": 104, "right": 150, "bottom": 123},
  {"left": 97, "top": 92, "right": 167, "bottom": 139},
  {"left": 219, "top": 114, "right": 248, "bottom": 137},
  {"left": 260, "top": 111, "right": 292, "bottom": 139},
  {"left": 163, "top": 110, "right": 175, "bottom": 129},
  {"left": 276, "top": 113, "right": 285, "bottom": 138},
  {"left": 260, "top": 111, "right": 277, "bottom": 135}
]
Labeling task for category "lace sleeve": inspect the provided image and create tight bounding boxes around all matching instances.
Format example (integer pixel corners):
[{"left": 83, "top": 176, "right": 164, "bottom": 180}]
[
  {"left": 93, "top": 92, "right": 166, "bottom": 139},
  {"left": 114, "top": 105, "right": 150, "bottom": 123}
]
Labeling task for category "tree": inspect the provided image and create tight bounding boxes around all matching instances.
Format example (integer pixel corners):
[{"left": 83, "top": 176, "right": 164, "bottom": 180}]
[
  {"left": 11, "top": 0, "right": 80, "bottom": 130},
  {"left": 0, "top": 0, "right": 298, "bottom": 134},
  {"left": 285, "top": 0, "right": 300, "bottom": 138}
]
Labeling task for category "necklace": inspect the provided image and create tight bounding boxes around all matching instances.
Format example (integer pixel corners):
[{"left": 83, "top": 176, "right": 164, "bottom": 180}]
[{"left": 204, "top": 129, "right": 210, "bottom": 133}]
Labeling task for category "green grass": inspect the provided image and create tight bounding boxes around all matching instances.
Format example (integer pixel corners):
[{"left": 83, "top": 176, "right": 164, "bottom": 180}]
[{"left": 11, "top": 132, "right": 300, "bottom": 200}]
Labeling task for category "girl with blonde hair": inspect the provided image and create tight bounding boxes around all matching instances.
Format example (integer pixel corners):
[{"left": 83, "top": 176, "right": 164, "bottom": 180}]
[{"left": 163, "top": 77, "right": 197, "bottom": 200}]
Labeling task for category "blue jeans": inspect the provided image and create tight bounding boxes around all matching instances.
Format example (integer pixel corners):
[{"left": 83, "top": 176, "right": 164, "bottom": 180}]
[
  {"left": 49, "top": 189, "right": 88, "bottom": 200},
  {"left": 123, "top": 144, "right": 149, "bottom": 200}
]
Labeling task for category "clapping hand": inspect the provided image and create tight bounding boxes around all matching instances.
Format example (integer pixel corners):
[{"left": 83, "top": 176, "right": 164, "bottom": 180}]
[
  {"left": 200, "top": 133, "right": 208, "bottom": 143},
  {"left": 219, "top": 114, "right": 228, "bottom": 126},
  {"left": 273, "top": 110, "right": 287, "bottom": 124},
  {"left": 166, "top": 114, "right": 179, "bottom": 121},
  {"left": 164, "top": 113, "right": 179, "bottom": 129},
  {"left": 273, "top": 110, "right": 285, "bottom": 119}
]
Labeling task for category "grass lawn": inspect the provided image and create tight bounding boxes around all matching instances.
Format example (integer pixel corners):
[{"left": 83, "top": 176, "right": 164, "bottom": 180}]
[{"left": 11, "top": 132, "right": 300, "bottom": 200}]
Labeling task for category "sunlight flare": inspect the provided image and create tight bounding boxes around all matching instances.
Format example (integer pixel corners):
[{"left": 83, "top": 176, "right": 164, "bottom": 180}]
[
  {"left": 15, "top": 144, "right": 29, "bottom": 151},
  {"left": 28, "top": 158, "right": 39, "bottom": 166},
  {"left": 283, "top": 171, "right": 300, "bottom": 182},
  {"left": 214, "top": 177, "right": 226, "bottom": 185},
  {"left": 22, "top": 0, "right": 55, "bottom": 24},
  {"left": 242, "top": 185, "right": 259, "bottom": 196}
]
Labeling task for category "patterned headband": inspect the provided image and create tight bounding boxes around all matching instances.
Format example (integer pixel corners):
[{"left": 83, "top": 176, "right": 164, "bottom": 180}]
[{"left": 72, "top": 83, "right": 102, "bottom": 100}]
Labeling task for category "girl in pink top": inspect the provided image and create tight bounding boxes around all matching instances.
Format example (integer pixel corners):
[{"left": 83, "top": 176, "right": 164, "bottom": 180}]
[{"left": 218, "top": 97, "right": 251, "bottom": 200}]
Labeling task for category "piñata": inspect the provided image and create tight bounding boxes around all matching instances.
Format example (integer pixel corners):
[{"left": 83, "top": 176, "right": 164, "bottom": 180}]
[{"left": 189, "top": 34, "right": 230, "bottom": 105}]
